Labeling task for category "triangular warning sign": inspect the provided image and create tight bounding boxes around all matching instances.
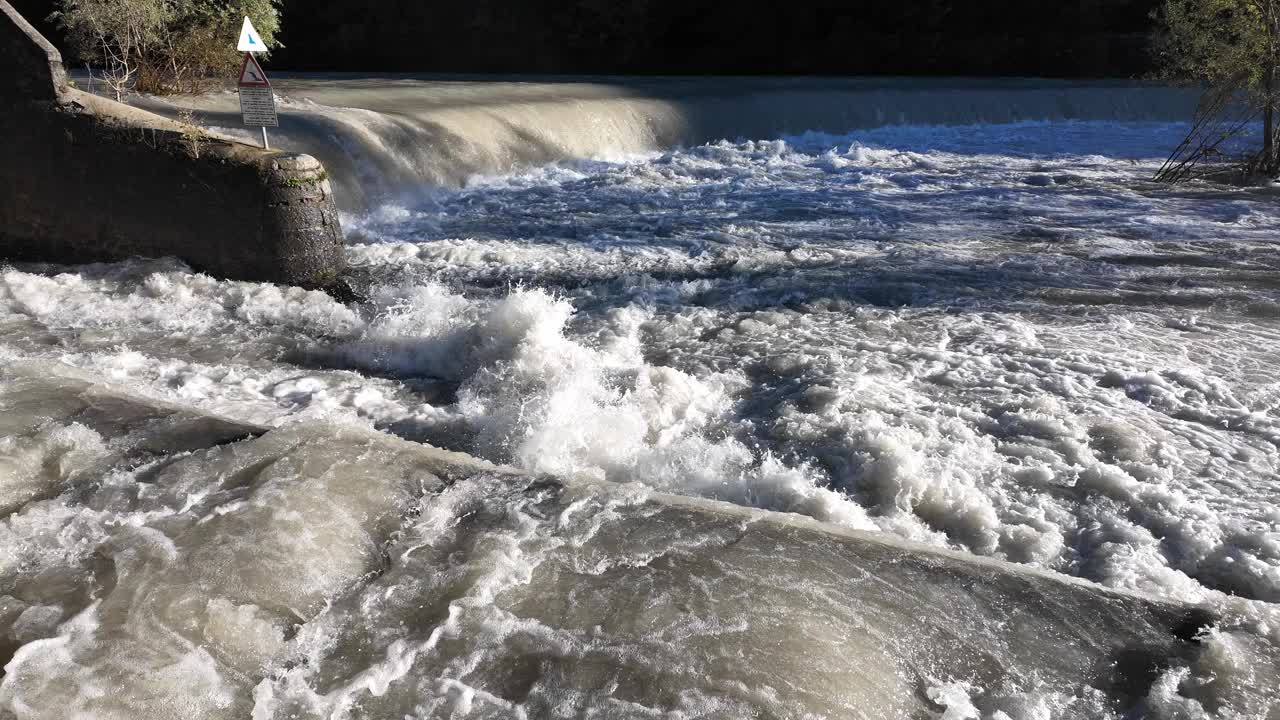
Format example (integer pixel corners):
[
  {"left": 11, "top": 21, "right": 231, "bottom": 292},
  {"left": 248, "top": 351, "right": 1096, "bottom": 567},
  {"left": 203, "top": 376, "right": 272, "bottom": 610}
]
[
  {"left": 237, "top": 17, "right": 266, "bottom": 53},
  {"left": 238, "top": 52, "right": 270, "bottom": 86}
]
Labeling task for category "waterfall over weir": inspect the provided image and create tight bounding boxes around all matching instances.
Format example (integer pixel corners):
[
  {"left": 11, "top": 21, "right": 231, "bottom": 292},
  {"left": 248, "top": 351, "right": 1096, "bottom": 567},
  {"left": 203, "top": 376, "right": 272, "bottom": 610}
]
[{"left": 132, "top": 76, "right": 1203, "bottom": 210}]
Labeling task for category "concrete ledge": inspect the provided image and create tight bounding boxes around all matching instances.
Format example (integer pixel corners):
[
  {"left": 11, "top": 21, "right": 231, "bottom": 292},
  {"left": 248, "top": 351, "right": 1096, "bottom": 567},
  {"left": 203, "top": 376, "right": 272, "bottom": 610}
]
[{"left": 0, "top": 1, "right": 345, "bottom": 286}]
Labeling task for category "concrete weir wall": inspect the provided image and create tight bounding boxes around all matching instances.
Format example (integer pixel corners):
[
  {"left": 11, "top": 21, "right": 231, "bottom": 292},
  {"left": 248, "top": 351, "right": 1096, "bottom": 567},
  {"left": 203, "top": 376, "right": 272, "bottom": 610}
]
[{"left": 0, "top": 2, "right": 344, "bottom": 286}]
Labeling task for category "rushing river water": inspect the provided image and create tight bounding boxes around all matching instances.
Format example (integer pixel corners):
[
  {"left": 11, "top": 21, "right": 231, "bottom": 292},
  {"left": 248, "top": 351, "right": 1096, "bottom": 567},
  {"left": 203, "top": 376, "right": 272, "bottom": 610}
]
[{"left": 2, "top": 78, "right": 1279, "bottom": 718}]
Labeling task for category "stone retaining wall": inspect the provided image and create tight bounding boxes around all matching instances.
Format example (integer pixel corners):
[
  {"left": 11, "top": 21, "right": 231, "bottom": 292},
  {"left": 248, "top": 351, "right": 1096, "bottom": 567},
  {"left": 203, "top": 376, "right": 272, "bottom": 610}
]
[{"left": 0, "top": 1, "right": 345, "bottom": 286}]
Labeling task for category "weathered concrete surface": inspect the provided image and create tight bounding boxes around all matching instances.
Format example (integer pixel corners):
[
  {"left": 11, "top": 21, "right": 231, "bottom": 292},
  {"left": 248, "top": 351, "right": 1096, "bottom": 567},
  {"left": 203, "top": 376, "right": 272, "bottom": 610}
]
[{"left": 0, "top": 1, "right": 345, "bottom": 286}]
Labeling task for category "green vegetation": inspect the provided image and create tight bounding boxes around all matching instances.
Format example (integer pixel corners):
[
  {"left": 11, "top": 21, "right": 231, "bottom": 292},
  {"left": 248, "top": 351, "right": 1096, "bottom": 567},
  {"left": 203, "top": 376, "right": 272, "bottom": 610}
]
[
  {"left": 281, "top": 170, "right": 328, "bottom": 188},
  {"left": 175, "top": 106, "right": 207, "bottom": 158},
  {"left": 51, "top": 0, "right": 282, "bottom": 98},
  {"left": 1153, "top": 0, "right": 1280, "bottom": 180}
]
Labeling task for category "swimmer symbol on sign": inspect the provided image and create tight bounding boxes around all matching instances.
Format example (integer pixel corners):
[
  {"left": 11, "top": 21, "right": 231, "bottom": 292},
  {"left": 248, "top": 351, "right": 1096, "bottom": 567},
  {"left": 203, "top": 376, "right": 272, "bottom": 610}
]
[{"left": 237, "top": 17, "right": 266, "bottom": 53}]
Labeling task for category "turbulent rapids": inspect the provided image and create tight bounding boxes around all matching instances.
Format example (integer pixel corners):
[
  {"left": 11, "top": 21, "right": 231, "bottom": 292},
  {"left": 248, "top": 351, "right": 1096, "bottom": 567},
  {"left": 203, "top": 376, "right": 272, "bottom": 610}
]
[{"left": 3, "top": 78, "right": 1280, "bottom": 718}]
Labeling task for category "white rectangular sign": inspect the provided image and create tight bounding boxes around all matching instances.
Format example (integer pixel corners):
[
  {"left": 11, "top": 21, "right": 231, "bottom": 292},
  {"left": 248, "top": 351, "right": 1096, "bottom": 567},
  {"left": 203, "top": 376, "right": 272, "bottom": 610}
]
[
  {"left": 237, "top": 52, "right": 277, "bottom": 128},
  {"left": 239, "top": 86, "right": 278, "bottom": 127}
]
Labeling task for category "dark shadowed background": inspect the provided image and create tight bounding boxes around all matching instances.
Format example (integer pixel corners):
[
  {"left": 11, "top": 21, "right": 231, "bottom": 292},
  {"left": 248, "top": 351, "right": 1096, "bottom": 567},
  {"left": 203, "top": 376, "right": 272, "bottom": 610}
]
[{"left": 14, "top": 0, "right": 1161, "bottom": 77}]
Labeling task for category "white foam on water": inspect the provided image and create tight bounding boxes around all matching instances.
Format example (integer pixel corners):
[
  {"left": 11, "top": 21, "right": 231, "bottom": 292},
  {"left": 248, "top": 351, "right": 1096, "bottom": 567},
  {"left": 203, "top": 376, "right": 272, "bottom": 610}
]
[
  {"left": 338, "top": 122, "right": 1280, "bottom": 610},
  {"left": 3, "top": 116, "right": 1280, "bottom": 716}
]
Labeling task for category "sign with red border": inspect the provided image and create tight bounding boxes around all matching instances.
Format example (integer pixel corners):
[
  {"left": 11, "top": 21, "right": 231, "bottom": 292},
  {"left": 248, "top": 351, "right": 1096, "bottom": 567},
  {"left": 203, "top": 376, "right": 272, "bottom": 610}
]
[
  {"left": 238, "top": 52, "right": 270, "bottom": 87},
  {"left": 237, "top": 52, "right": 277, "bottom": 127}
]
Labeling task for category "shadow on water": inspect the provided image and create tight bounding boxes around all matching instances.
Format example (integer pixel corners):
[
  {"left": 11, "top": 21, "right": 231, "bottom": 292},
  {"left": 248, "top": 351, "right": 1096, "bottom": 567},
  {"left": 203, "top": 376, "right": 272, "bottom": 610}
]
[
  {"left": 345, "top": 190, "right": 1280, "bottom": 319},
  {"left": 319, "top": 240, "right": 1280, "bottom": 395}
]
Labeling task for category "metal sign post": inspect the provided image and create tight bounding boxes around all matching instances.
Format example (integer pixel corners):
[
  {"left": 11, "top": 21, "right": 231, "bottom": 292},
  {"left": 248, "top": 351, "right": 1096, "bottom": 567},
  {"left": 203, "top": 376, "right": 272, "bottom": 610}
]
[{"left": 236, "top": 17, "right": 275, "bottom": 149}]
